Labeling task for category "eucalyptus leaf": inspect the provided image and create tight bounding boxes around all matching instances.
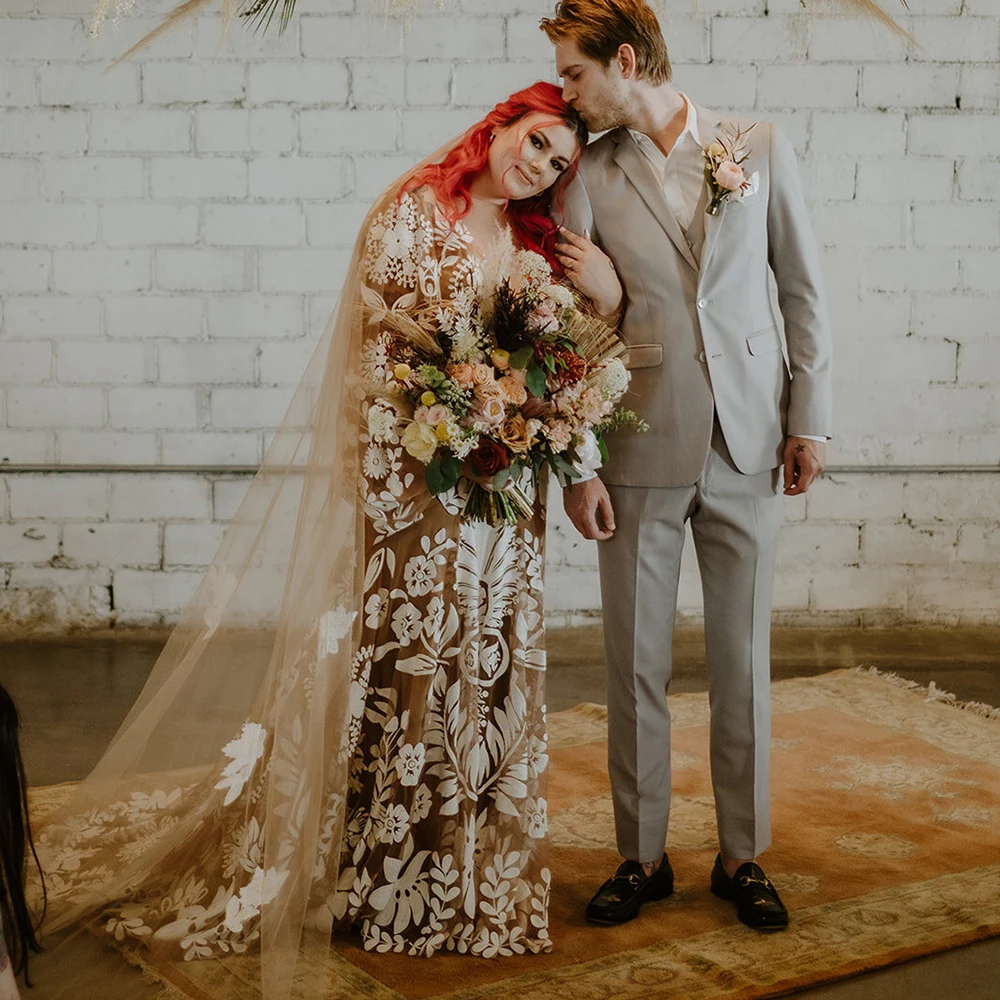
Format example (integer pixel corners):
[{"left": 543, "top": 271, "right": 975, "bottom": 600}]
[
  {"left": 596, "top": 432, "right": 610, "bottom": 465},
  {"left": 509, "top": 345, "right": 534, "bottom": 369},
  {"left": 526, "top": 363, "right": 547, "bottom": 397},
  {"left": 425, "top": 458, "right": 447, "bottom": 495}
]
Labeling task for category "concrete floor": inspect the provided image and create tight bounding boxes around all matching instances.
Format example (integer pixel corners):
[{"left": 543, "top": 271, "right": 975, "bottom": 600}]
[{"left": 1, "top": 625, "right": 998, "bottom": 998}]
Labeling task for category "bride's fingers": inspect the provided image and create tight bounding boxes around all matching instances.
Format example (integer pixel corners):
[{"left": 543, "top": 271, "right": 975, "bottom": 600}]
[
  {"left": 556, "top": 242, "right": 585, "bottom": 263},
  {"left": 557, "top": 226, "right": 592, "bottom": 250}
]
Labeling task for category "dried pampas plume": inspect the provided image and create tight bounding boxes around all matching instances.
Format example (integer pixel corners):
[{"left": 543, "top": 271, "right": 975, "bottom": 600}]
[{"left": 91, "top": 0, "right": 914, "bottom": 65}]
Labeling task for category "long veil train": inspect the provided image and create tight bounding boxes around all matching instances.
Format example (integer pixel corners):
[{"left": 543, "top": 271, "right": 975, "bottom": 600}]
[{"left": 31, "top": 135, "right": 468, "bottom": 1000}]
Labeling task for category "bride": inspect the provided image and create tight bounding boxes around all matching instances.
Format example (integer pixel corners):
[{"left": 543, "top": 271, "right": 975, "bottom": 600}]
[{"left": 33, "top": 82, "right": 622, "bottom": 998}]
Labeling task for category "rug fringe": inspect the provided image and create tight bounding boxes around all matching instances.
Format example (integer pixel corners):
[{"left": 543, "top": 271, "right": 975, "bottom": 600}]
[
  {"left": 853, "top": 666, "right": 1000, "bottom": 721},
  {"left": 110, "top": 935, "right": 199, "bottom": 1000}
]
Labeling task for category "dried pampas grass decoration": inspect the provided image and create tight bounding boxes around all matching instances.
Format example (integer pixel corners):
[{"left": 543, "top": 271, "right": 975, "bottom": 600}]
[{"left": 92, "top": 0, "right": 914, "bottom": 66}]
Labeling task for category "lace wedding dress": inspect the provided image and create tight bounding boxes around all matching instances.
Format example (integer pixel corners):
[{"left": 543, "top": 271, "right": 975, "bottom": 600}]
[{"left": 33, "top": 181, "right": 551, "bottom": 1000}]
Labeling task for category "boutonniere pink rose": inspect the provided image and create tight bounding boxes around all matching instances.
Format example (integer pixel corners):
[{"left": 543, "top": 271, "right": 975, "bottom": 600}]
[{"left": 703, "top": 122, "right": 757, "bottom": 216}]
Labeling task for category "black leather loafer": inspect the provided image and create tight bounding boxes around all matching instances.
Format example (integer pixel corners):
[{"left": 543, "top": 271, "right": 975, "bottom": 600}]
[
  {"left": 710, "top": 854, "right": 788, "bottom": 930},
  {"left": 585, "top": 854, "right": 674, "bottom": 925}
]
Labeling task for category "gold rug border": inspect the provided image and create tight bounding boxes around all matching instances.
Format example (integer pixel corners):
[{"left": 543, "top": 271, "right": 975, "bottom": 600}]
[{"left": 433, "top": 863, "right": 1000, "bottom": 1000}]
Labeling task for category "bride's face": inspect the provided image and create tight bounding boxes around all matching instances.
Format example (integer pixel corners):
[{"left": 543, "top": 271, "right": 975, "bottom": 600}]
[{"left": 487, "top": 112, "right": 579, "bottom": 201}]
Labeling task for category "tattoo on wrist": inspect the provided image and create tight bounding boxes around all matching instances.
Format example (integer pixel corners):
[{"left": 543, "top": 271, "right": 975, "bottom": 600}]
[{"left": 794, "top": 444, "right": 806, "bottom": 454}]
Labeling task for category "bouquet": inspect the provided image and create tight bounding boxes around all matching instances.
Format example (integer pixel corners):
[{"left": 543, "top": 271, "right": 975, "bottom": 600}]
[{"left": 363, "top": 239, "right": 646, "bottom": 526}]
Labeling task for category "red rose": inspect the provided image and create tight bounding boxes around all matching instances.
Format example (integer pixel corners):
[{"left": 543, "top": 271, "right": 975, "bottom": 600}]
[{"left": 470, "top": 437, "right": 511, "bottom": 477}]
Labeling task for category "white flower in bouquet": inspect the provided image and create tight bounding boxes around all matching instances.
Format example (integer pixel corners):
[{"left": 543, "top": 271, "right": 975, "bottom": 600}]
[
  {"left": 514, "top": 250, "right": 552, "bottom": 286},
  {"left": 449, "top": 428, "right": 479, "bottom": 460},
  {"left": 542, "top": 284, "right": 575, "bottom": 311},
  {"left": 592, "top": 358, "right": 630, "bottom": 401}
]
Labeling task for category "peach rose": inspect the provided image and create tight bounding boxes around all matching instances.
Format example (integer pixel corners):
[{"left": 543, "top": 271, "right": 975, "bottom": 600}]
[
  {"left": 477, "top": 395, "right": 506, "bottom": 427},
  {"left": 425, "top": 403, "right": 449, "bottom": 425},
  {"left": 471, "top": 363, "right": 494, "bottom": 385},
  {"left": 448, "top": 363, "right": 476, "bottom": 388},
  {"left": 497, "top": 376, "right": 528, "bottom": 407},
  {"left": 498, "top": 413, "right": 531, "bottom": 454},
  {"left": 713, "top": 160, "right": 745, "bottom": 192},
  {"left": 506, "top": 366, "right": 527, "bottom": 387}
]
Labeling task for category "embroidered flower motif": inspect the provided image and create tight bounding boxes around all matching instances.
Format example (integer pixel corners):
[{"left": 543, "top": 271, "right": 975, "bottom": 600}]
[
  {"left": 363, "top": 445, "right": 391, "bottom": 480},
  {"left": 366, "top": 401, "right": 398, "bottom": 443},
  {"left": 214, "top": 723, "right": 267, "bottom": 807},
  {"left": 395, "top": 743, "right": 426, "bottom": 787},
  {"left": 403, "top": 554, "right": 437, "bottom": 597},
  {"left": 222, "top": 866, "right": 289, "bottom": 934},
  {"left": 364, "top": 589, "right": 389, "bottom": 630},
  {"left": 391, "top": 603, "right": 423, "bottom": 646},
  {"left": 375, "top": 804, "right": 411, "bottom": 844},
  {"left": 522, "top": 798, "right": 548, "bottom": 840},
  {"left": 319, "top": 606, "right": 358, "bottom": 657},
  {"left": 409, "top": 783, "right": 433, "bottom": 823}
]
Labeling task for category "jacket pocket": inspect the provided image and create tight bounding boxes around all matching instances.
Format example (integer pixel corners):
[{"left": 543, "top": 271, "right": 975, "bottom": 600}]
[
  {"left": 746, "top": 326, "right": 781, "bottom": 356},
  {"left": 625, "top": 343, "right": 663, "bottom": 369}
]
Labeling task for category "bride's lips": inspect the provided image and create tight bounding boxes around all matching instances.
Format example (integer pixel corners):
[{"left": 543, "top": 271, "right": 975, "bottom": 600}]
[{"left": 514, "top": 164, "right": 532, "bottom": 187}]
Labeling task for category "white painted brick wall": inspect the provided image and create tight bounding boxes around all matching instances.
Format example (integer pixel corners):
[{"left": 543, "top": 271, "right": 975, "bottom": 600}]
[{"left": 1, "top": 1, "right": 998, "bottom": 630}]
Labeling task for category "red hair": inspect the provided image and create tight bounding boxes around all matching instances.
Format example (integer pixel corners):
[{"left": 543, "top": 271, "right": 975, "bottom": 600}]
[{"left": 404, "top": 82, "right": 588, "bottom": 272}]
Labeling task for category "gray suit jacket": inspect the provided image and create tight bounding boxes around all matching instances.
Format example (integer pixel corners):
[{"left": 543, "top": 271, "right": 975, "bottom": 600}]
[{"left": 558, "top": 106, "right": 833, "bottom": 488}]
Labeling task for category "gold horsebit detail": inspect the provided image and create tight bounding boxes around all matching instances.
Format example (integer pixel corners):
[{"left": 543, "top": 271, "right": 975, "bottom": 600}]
[{"left": 739, "top": 874, "right": 777, "bottom": 904}]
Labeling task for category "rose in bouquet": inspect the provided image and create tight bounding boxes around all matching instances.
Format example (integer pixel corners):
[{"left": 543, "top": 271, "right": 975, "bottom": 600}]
[{"left": 363, "top": 241, "right": 646, "bottom": 526}]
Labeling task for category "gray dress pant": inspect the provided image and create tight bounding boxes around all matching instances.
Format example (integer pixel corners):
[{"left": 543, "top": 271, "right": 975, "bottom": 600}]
[{"left": 599, "top": 423, "right": 783, "bottom": 863}]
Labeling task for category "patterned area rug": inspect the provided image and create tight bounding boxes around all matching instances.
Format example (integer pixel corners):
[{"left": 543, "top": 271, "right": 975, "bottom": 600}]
[{"left": 29, "top": 668, "right": 1000, "bottom": 999}]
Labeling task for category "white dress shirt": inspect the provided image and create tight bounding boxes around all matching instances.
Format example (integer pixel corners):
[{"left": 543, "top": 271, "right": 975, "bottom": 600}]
[{"left": 628, "top": 93, "right": 705, "bottom": 233}]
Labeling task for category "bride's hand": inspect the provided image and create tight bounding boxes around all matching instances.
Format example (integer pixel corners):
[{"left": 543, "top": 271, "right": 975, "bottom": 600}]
[{"left": 555, "top": 227, "right": 622, "bottom": 319}]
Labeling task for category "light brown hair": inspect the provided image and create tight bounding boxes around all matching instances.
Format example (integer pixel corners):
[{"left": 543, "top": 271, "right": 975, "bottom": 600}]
[{"left": 540, "top": 0, "right": 672, "bottom": 85}]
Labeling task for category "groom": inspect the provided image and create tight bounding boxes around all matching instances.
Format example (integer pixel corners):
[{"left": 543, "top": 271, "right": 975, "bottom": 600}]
[{"left": 541, "top": 0, "right": 833, "bottom": 929}]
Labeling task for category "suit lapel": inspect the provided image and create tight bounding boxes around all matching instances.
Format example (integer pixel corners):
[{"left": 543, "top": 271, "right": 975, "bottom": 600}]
[
  {"left": 612, "top": 130, "right": 698, "bottom": 272},
  {"left": 693, "top": 106, "right": 727, "bottom": 279}
]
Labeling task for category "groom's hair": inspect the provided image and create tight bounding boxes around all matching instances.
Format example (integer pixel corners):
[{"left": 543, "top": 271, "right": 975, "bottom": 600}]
[{"left": 540, "top": 0, "right": 671, "bottom": 85}]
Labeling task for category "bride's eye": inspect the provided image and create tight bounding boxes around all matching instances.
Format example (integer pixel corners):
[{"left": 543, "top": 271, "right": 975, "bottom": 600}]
[
  {"left": 530, "top": 133, "right": 543, "bottom": 150},
  {"left": 551, "top": 159, "right": 565, "bottom": 173}
]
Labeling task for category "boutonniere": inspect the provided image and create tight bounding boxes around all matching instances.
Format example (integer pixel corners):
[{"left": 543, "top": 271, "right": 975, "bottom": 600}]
[{"left": 703, "top": 122, "right": 757, "bottom": 216}]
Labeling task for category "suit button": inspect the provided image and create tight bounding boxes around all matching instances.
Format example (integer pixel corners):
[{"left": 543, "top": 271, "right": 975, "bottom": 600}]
[
  {"left": 698, "top": 351, "right": 707, "bottom": 362},
  {"left": 697, "top": 297, "right": 707, "bottom": 309}
]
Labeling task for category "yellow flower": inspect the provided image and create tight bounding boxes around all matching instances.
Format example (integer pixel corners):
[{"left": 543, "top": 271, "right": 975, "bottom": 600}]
[
  {"left": 420, "top": 390, "right": 437, "bottom": 406},
  {"left": 491, "top": 349, "right": 511, "bottom": 371},
  {"left": 393, "top": 363, "right": 412, "bottom": 381},
  {"left": 435, "top": 423, "right": 451, "bottom": 442},
  {"left": 401, "top": 421, "right": 439, "bottom": 463},
  {"left": 707, "top": 142, "right": 726, "bottom": 159}
]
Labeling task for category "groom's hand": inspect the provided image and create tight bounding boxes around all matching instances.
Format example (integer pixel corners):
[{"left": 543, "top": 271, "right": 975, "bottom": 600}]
[
  {"left": 783, "top": 437, "right": 826, "bottom": 496},
  {"left": 563, "top": 477, "right": 616, "bottom": 541}
]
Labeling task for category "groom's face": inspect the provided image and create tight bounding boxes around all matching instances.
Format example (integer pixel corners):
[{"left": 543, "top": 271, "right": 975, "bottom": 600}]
[{"left": 555, "top": 39, "right": 630, "bottom": 133}]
